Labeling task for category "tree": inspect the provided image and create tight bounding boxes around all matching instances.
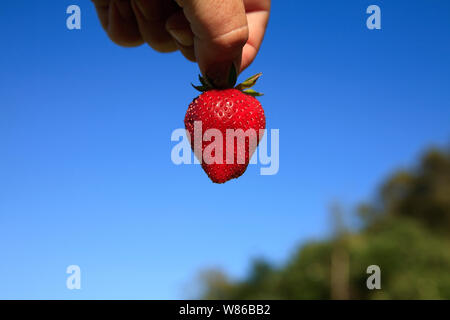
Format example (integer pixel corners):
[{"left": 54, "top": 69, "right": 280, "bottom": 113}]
[{"left": 200, "top": 147, "right": 450, "bottom": 299}]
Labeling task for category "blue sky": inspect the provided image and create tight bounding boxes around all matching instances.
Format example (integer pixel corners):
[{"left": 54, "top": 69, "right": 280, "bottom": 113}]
[{"left": 0, "top": 0, "right": 449, "bottom": 299}]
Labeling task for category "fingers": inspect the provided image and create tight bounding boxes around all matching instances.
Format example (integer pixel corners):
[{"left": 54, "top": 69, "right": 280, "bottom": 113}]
[
  {"left": 130, "top": 0, "right": 178, "bottom": 52},
  {"left": 241, "top": 0, "right": 270, "bottom": 71},
  {"left": 92, "top": 0, "right": 271, "bottom": 76},
  {"left": 166, "top": 10, "right": 196, "bottom": 61},
  {"left": 166, "top": 10, "right": 194, "bottom": 47},
  {"left": 92, "top": 0, "right": 178, "bottom": 51},
  {"left": 92, "top": 0, "right": 109, "bottom": 30},
  {"left": 92, "top": 0, "right": 143, "bottom": 47},
  {"left": 176, "top": 0, "right": 249, "bottom": 88}
]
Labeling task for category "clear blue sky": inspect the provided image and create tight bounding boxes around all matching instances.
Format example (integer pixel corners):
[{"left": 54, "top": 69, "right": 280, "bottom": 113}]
[{"left": 0, "top": 0, "right": 449, "bottom": 299}]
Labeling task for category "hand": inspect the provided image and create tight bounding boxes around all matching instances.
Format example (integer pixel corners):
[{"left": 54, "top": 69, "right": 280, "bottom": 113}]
[{"left": 92, "top": 0, "right": 271, "bottom": 87}]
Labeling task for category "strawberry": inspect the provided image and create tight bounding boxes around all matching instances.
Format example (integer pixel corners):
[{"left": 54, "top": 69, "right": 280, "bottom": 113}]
[{"left": 184, "top": 67, "right": 266, "bottom": 183}]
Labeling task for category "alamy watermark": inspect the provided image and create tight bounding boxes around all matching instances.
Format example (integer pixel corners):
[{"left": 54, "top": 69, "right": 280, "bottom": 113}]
[
  {"left": 366, "top": 5, "right": 381, "bottom": 30},
  {"left": 66, "top": 5, "right": 81, "bottom": 30},
  {"left": 66, "top": 4, "right": 381, "bottom": 32},
  {"left": 171, "top": 122, "right": 280, "bottom": 176},
  {"left": 66, "top": 265, "right": 81, "bottom": 290},
  {"left": 366, "top": 265, "right": 381, "bottom": 290}
]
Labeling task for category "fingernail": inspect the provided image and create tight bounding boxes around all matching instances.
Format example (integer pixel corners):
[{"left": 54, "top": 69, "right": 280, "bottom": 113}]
[
  {"left": 114, "top": 0, "right": 134, "bottom": 20},
  {"left": 167, "top": 28, "right": 194, "bottom": 47}
]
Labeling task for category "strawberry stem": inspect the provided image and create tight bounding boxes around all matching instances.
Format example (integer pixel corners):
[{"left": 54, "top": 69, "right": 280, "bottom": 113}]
[{"left": 192, "top": 64, "right": 264, "bottom": 97}]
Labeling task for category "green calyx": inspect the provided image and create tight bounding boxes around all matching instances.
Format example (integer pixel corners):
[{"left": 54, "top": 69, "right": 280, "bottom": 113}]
[{"left": 192, "top": 64, "right": 263, "bottom": 97}]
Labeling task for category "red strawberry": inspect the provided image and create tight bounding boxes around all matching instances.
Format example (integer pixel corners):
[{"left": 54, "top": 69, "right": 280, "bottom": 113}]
[{"left": 184, "top": 69, "right": 266, "bottom": 183}]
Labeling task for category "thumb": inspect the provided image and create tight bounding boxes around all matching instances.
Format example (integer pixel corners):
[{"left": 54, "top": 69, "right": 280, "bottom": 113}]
[{"left": 174, "top": 0, "right": 248, "bottom": 88}]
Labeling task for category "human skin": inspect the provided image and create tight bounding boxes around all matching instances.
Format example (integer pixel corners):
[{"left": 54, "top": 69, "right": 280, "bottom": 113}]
[{"left": 91, "top": 0, "right": 271, "bottom": 87}]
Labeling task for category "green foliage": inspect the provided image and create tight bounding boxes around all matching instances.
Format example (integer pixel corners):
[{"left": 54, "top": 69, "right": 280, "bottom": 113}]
[{"left": 200, "top": 147, "right": 450, "bottom": 299}]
